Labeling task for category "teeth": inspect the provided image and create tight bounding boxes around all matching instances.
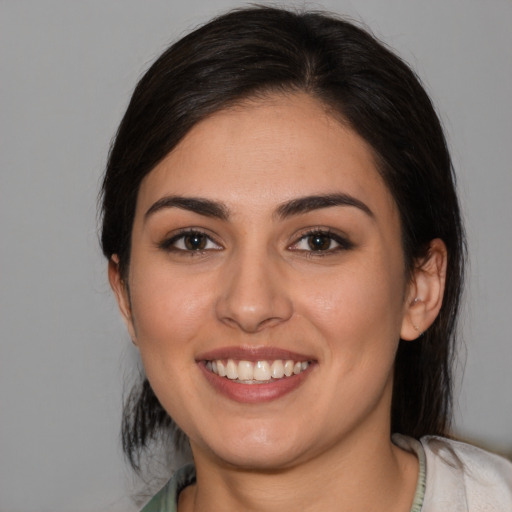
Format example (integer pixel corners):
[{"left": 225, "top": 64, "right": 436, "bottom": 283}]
[
  {"left": 254, "top": 361, "right": 271, "bottom": 381},
  {"left": 270, "top": 360, "right": 285, "bottom": 379},
  {"left": 226, "top": 359, "right": 238, "bottom": 380},
  {"left": 207, "top": 358, "right": 310, "bottom": 382},
  {"left": 217, "top": 360, "right": 226, "bottom": 377},
  {"left": 238, "top": 360, "right": 253, "bottom": 380}
]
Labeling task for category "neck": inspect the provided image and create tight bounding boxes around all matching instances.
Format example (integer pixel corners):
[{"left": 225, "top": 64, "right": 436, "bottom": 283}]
[{"left": 179, "top": 428, "right": 418, "bottom": 512}]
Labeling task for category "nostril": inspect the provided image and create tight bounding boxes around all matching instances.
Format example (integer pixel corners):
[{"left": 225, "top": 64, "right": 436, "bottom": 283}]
[
  {"left": 215, "top": 294, "right": 293, "bottom": 333},
  {"left": 214, "top": 257, "right": 294, "bottom": 331},
  {"left": 218, "top": 313, "right": 289, "bottom": 333}
]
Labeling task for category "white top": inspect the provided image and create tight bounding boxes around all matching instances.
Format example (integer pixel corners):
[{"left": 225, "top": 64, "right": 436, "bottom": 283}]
[
  {"left": 394, "top": 434, "right": 512, "bottom": 511},
  {"left": 141, "top": 435, "right": 512, "bottom": 511}
]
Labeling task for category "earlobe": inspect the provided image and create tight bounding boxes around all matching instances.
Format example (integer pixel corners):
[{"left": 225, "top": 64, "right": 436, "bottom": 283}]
[
  {"left": 108, "top": 255, "right": 137, "bottom": 343},
  {"left": 401, "top": 239, "right": 447, "bottom": 341}
]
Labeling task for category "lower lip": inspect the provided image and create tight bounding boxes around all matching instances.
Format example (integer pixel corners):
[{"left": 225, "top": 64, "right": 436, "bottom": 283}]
[{"left": 198, "top": 362, "right": 314, "bottom": 403}]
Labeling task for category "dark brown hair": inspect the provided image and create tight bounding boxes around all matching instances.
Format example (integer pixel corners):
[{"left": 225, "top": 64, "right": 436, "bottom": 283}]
[{"left": 100, "top": 6, "right": 465, "bottom": 471}]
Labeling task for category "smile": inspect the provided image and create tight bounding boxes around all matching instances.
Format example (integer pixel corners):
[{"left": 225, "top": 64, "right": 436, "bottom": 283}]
[
  {"left": 197, "top": 347, "right": 315, "bottom": 402},
  {"left": 205, "top": 359, "right": 310, "bottom": 383}
]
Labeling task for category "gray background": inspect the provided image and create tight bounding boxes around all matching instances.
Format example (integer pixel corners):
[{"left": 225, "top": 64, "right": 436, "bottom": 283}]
[{"left": 1, "top": 1, "right": 511, "bottom": 511}]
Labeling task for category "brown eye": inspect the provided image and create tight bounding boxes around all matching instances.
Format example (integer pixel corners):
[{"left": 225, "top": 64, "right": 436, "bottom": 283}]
[
  {"left": 307, "top": 233, "right": 332, "bottom": 251},
  {"left": 184, "top": 232, "right": 208, "bottom": 250},
  {"left": 289, "top": 229, "right": 354, "bottom": 255},
  {"left": 160, "top": 230, "right": 222, "bottom": 253}
]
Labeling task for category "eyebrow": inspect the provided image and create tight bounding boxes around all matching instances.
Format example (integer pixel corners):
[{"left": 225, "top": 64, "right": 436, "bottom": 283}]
[
  {"left": 144, "top": 192, "right": 373, "bottom": 222},
  {"left": 145, "top": 196, "right": 229, "bottom": 221},
  {"left": 275, "top": 193, "right": 374, "bottom": 220}
]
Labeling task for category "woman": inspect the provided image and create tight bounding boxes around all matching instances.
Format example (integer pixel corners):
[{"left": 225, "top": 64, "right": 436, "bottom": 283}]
[{"left": 100, "top": 6, "right": 512, "bottom": 511}]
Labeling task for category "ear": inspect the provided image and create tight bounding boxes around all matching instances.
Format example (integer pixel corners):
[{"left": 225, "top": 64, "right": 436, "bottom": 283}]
[
  {"left": 108, "top": 255, "right": 137, "bottom": 343},
  {"left": 401, "top": 238, "right": 447, "bottom": 341}
]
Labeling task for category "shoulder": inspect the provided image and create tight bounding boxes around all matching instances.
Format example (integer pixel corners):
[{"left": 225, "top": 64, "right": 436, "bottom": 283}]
[
  {"left": 140, "top": 464, "right": 196, "bottom": 512},
  {"left": 420, "top": 436, "right": 512, "bottom": 511}
]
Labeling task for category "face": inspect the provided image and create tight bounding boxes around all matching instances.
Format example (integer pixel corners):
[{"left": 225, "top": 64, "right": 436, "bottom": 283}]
[{"left": 111, "top": 93, "right": 420, "bottom": 470}]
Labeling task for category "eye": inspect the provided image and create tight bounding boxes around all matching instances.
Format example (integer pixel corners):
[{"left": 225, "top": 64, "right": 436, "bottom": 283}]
[
  {"left": 160, "top": 230, "right": 222, "bottom": 253},
  {"left": 290, "top": 229, "right": 353, "bottom": 253}
]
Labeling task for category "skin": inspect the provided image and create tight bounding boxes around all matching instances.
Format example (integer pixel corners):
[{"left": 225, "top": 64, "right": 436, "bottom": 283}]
[{"left": 110, "top": 93, "right": 447, "bottom": 512}]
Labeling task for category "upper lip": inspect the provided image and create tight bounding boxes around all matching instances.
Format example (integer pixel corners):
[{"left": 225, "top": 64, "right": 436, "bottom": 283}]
[{"left": 196, "top": 345, "right": 316, "bottom": 362}]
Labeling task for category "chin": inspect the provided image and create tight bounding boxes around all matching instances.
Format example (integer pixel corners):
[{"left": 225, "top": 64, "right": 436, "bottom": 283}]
[
  {"left": 215, "top": 444, "right": 305, "bottom": 471},
  {"left": 193, "top": 423, "right": 312, "bottom": 470}
]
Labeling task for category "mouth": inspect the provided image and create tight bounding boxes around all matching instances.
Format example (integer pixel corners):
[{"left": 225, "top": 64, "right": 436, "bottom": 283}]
[
  {"left": 197, "top": 347, "right": 316, "bottom": 403},
  {"left": 204, "top": 358, "right": 310, "bottom": 383}
]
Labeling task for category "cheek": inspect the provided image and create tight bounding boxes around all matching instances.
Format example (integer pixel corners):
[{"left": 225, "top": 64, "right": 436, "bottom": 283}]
[
  {"left": 127, "top": 267, "right": 214, "bottom": 420},
  {"left": 129, "top": 264, "right": 213, "bottom": 352},
  {"left": 296, "top": 252, "right": 406, "bottom": 355}
]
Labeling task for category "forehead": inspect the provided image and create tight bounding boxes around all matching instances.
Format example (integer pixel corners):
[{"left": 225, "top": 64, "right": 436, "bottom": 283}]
[{"left": 135, "top": 93, "right": 397, "bottom": 221}]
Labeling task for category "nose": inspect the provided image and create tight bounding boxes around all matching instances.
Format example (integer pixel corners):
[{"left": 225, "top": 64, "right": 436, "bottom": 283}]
[{"left": 215, "top": 248, "right": 293, "bottom": 333}]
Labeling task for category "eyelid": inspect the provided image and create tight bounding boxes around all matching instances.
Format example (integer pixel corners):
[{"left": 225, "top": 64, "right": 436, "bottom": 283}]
[
  {"left": 157, "top": 228, "right": 223, "bottom": 252},
  {"left": 288, "top": 227, "right": 354, "bottom": 252}
]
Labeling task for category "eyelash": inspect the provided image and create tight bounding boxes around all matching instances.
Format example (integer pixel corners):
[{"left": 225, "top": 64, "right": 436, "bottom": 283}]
[
  {"left": 158, "top": 229, "right": 222, "bottom": 255},
  {"left": 158, "top": 228, "right": 354, "bottom": 256},
  {"left": 289, "top": 228, "right": 354, "bottom": 256}
]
